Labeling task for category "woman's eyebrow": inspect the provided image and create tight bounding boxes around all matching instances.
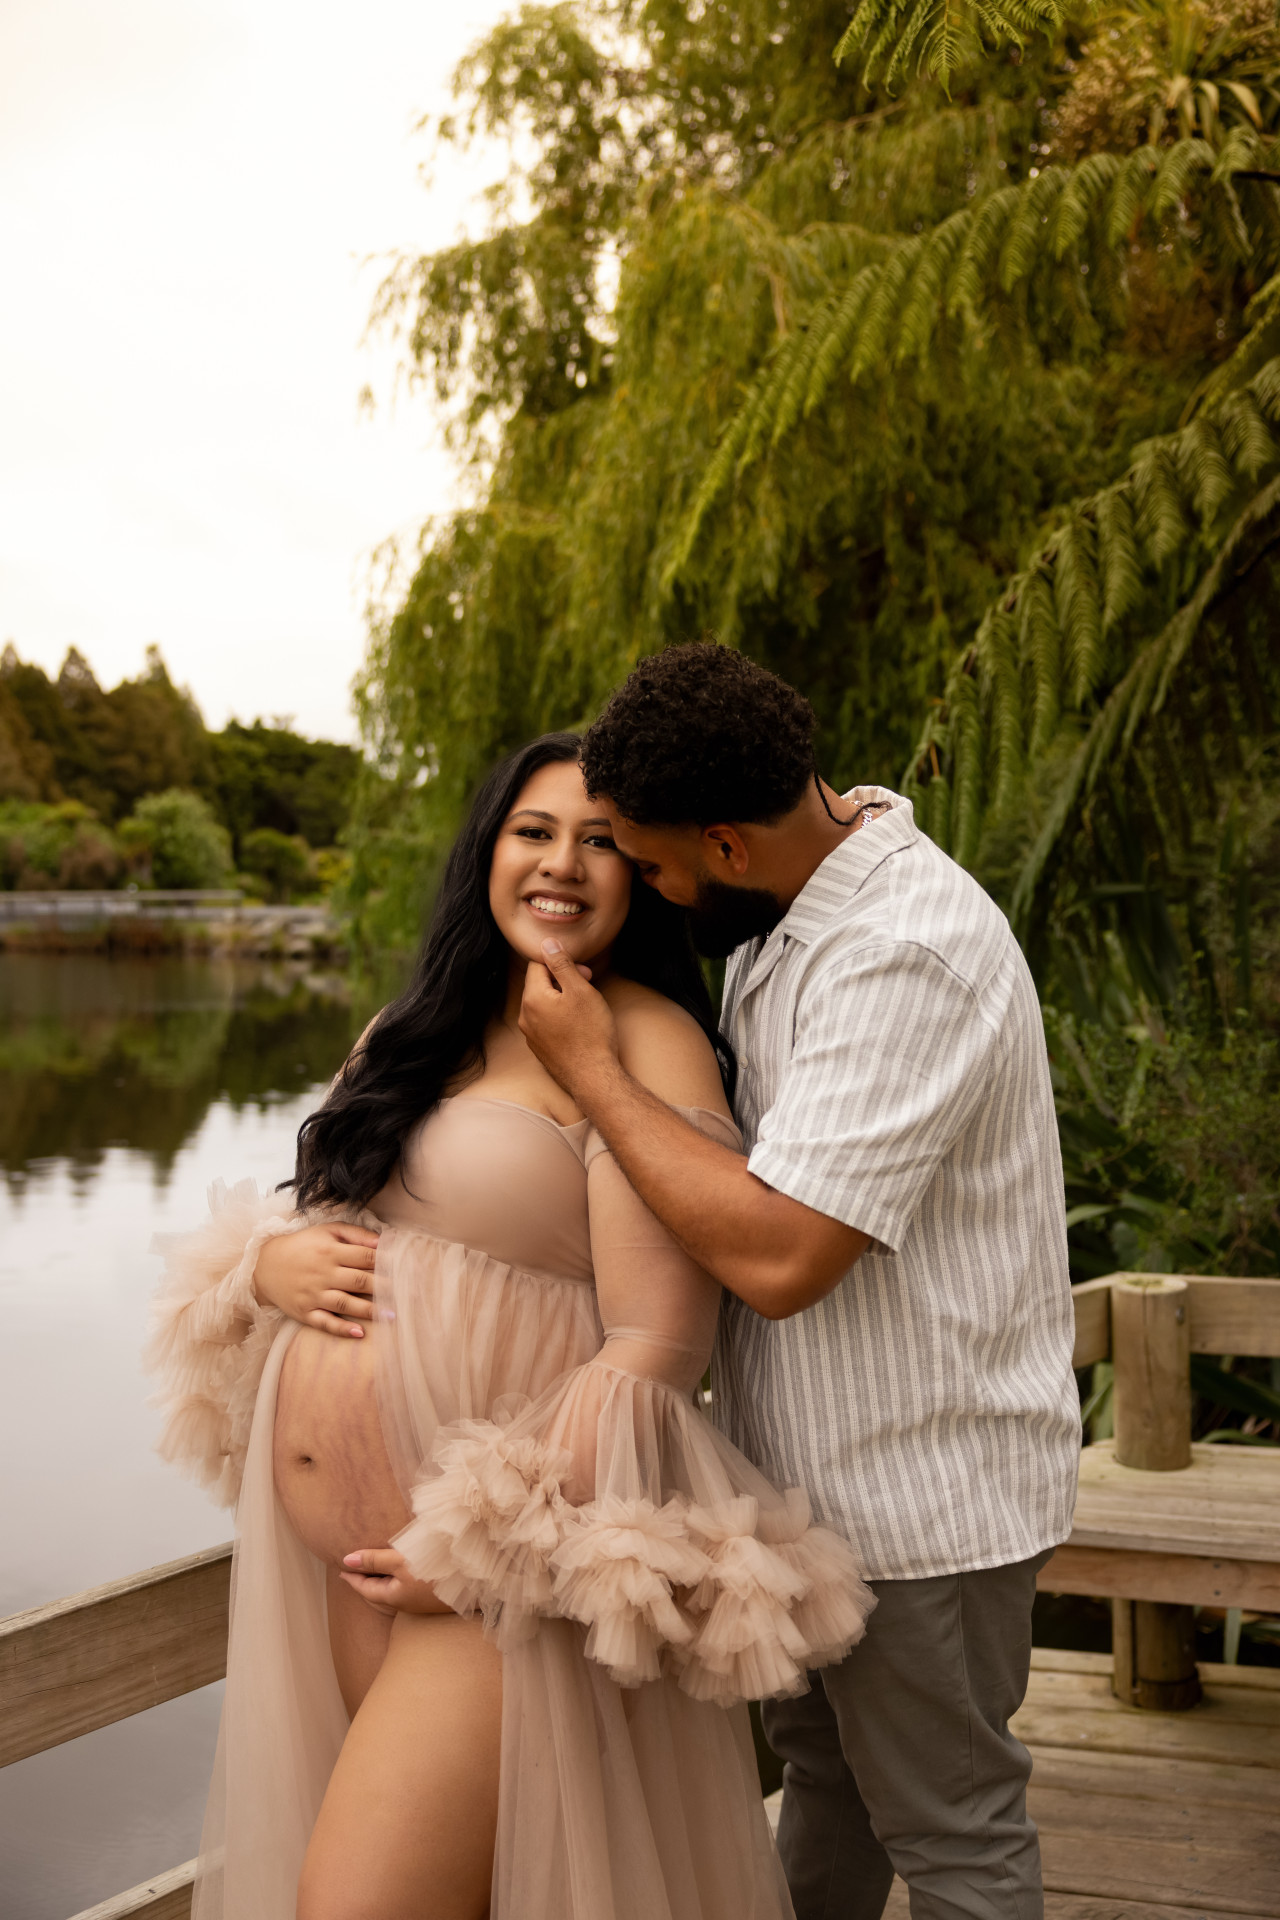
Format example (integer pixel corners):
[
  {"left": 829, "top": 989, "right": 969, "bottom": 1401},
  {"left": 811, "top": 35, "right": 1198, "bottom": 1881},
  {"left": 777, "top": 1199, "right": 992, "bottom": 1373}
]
[
  {"left": 507, "top": 808, "right": 615, "bottom": 830},
  {"left": 507, "top": 808, "right": 557, "bottom": 823}
]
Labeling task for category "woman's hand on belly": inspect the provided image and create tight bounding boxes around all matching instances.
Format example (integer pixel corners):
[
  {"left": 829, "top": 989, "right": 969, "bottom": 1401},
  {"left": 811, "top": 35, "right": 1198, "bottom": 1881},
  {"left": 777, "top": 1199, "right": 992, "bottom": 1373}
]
[
  {"left": 340, "top": 1546, "right": 452, "bottom": 1617},
  {"left": 255, "top": 1220, "right": 381, "bottom": 1336}
]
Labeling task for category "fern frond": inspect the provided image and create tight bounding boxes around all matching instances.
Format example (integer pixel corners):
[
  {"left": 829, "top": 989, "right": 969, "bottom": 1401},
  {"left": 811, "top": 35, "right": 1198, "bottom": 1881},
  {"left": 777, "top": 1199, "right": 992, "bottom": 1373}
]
[
  {"left": 976, "top": 606, "right": 1025, "bottom": 816},
  {"left": 895, "top": 209, "right": 972, "bottom": 360},
  {"left": 1178, "top": 416, "right": 1236, "bottom": 523},
  {"left": 1149, "top": 469, "right": 1280, "bottom": 715},
  {"left": 948, "top": 664, "right": 984, "bottom": 867},
  {"left": 833, "top": 0, "right": 1069, "bottom": 91},
  {"left": 1049, "top": 152, "right": 1119, "bottom": 257},
  {"left": 661, "top": 359, "right": 779, "bottom": 586},
  {"left": 1220, "top": 387, "right": 1279, "bottom": 476},
  {"left": 950, "top": 186, "right": 1021, "bottom": 317},
  {"left": 803, "top": 266, "right": 882, "bottom": 413},
  {"left": 770, "top": 290, "right": 845, "bottom": 446},
  {"left": 849, "top": 237, "right": 927, "bottom": 381},
  {"left": 1104, "top": 147, "right": 1160, "bottom": 248},
  {"left": 1054, "top": 510, "right": 1104, "bottom": 705},
  {"left": 1150, "top": 139, "right": 1214, "bottom": 223},
  {"left": 1132, "top": 442, "right": 1191, "bottom": 566},
  {"left": 1096, "top": 486, "right": 1143, "bottom": 631},
  {"left": 1188, "top": 271, "right": 1280, "bottom": 416},
  {"left": 1020, "top": 569, "right": 1060, "bottom": 756},
  {"left": 998, "top": 168, "right": 1067, "bottom": 293}
]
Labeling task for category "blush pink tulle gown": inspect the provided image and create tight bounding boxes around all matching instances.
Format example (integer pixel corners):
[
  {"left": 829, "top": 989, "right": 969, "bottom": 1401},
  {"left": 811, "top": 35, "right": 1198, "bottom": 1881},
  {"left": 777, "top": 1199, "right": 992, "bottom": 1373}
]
[{"left": 148, "top": 1095, "right": 874, "bottom": 1920}]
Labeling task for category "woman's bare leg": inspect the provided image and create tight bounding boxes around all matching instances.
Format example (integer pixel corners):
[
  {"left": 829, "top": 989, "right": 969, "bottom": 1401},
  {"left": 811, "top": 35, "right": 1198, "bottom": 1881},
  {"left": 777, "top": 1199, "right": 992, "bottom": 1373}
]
[
  {"left": 297, "top": 1611, "right": 502, "bottom": 1920},
  {"left": 325, "top": 1567, "right": 394, "bottom": 1718}
]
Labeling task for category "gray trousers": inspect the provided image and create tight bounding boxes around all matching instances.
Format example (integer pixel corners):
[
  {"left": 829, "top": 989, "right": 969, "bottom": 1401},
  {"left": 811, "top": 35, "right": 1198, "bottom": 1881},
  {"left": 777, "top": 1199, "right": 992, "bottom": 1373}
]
[{"left": 762, "top": 1551, "right": 1050, "bottom": 1920}]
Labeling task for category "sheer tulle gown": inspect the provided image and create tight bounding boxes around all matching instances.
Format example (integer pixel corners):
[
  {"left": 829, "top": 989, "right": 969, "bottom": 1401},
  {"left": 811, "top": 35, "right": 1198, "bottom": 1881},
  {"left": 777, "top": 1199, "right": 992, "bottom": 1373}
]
[{"left": 148, "top": 1095, "right": 874, "bottom": 1920}]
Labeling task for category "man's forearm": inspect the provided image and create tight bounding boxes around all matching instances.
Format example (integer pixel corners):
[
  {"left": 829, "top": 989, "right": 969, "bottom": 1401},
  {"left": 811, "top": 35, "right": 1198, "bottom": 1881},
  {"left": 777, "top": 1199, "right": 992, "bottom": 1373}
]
[{"left": 571, "top": 1060, "right": 860, "bottom": 1316}]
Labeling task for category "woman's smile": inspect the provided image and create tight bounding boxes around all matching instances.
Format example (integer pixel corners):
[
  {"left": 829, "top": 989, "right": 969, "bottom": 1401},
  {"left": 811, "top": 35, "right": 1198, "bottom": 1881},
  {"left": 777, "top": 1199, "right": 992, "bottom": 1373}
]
[{"left": 523, "top": 891, "right": 588, "bottom": 921}]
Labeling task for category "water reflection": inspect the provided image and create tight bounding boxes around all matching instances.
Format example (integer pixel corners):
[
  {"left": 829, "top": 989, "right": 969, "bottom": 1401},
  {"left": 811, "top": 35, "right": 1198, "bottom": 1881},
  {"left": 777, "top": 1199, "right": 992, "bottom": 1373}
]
[
  {"left": 0, "top": 954, "right": 359, "bottom": 1919},
  {"left": 0, "top": 954, "right": 354, "bottom": 1191}
]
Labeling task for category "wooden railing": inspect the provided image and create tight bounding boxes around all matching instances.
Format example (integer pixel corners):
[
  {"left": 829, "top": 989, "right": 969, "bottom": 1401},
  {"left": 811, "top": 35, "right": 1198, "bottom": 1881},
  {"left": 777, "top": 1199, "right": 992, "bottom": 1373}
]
[{"left": 0, "top": 1543, "right": 232, "bottom": 1919}]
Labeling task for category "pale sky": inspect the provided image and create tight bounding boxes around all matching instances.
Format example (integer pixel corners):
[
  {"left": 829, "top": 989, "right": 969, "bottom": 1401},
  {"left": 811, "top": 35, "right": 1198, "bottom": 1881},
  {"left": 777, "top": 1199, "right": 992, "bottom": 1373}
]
[{"left": 0, "top": 0, "right": 513, "bottom": 743}]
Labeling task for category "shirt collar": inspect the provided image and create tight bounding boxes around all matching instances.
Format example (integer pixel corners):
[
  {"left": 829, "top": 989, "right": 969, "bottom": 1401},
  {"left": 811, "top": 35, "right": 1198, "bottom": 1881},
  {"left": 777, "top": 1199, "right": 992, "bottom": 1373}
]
[
  {"left": 780, "top": 786, "right": 916, "bottom": 948},
  {"left": 734, "top": 787, "right": 915, "bottom": 1000}
]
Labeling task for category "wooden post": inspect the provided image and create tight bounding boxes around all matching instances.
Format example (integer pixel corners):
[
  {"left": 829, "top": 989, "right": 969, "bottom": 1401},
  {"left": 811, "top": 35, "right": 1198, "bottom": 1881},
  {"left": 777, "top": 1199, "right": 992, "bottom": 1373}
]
[
  {"left": 1109, "top": 1277, "right": 1200, "bottom": 1707},
  {"left": 1112, "top": 1276, "right": 1192, "bottom": 1471},
  {"left": 1111, "top": 1598, "right": 1203, "bottom": 1710}
]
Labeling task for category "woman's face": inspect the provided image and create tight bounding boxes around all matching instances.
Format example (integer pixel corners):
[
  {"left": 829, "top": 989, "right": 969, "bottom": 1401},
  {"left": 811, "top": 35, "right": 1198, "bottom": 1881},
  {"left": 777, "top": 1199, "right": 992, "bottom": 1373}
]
[{"left": 488, "top": 758, "right": 633, "bottom": 969}]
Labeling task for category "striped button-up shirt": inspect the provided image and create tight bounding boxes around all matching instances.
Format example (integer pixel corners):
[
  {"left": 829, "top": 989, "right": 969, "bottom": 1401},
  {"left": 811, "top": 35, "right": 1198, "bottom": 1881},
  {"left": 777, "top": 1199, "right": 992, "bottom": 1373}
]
[{"left": 711, "top": 788, "right": 1080, "bottom": 1581}]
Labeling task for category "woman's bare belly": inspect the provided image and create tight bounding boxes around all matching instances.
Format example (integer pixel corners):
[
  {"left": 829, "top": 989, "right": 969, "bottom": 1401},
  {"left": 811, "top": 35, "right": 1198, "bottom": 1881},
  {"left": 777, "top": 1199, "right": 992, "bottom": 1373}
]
[{"left": 273, "top": 1325, "right": 413, "bottom": 1567}]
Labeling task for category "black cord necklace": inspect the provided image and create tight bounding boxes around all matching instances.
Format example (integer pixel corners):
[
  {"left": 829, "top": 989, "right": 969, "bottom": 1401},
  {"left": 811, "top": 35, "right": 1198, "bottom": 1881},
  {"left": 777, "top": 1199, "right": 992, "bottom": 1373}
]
[{"left": 814, "top": 769, "right": 887, "bottom": 831}]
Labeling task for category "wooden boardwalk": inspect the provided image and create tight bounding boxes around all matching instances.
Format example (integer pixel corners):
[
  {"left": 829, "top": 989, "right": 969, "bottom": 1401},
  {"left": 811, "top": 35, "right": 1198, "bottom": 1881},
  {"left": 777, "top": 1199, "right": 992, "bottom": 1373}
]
[{"left": 768, "top": 1649, "right": 1280, "bottom": 1920}]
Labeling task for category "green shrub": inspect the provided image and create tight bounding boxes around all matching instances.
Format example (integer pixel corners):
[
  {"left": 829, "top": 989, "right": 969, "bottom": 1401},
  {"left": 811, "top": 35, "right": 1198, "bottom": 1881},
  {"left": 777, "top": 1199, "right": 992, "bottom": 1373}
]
[
  {"left": 0, "top": 800, "right": 122, "bottom": 889},
  {"left": 125, "top": 790, "right": 233, "bottom": 890},
  {"left": 1049, "top": 1009, "right": 1280, "bottom": 1283},
  {"left": 239, "top": 827, "right": 312, "bottom": 902}
]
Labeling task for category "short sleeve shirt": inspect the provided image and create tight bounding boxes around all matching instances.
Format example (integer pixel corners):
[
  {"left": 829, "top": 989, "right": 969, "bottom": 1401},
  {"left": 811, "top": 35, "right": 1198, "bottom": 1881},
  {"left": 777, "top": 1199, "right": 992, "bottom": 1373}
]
[{"left": 710, "top": 789, "right": 1081, "bottom": 1580}]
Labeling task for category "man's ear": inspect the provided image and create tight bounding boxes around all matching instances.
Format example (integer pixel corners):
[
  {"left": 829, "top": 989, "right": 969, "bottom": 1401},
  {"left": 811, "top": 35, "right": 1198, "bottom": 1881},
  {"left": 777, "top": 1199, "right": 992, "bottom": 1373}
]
[{"left": 701, "top": 824, "right": 750, "bottom": 876}]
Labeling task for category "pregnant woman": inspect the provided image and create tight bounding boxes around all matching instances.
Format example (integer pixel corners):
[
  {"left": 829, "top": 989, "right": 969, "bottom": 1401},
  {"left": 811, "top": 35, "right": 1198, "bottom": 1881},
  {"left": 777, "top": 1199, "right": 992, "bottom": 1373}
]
[{"left": 148, "top": 733, "right": 873, "bottom": 1920}]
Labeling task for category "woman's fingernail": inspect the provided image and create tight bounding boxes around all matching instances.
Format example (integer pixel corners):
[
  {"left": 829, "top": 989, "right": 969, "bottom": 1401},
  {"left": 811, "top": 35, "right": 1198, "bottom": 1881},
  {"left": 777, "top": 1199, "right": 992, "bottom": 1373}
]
[
  {"left": 343, "top": 1553, "right": 362, "bottom": 1567},
  {"left": 350, "top": 1324, "right": 363, "bottom": 1337},
  {"left": 542, "top": 938, "right": 562, "bottom": 956}
]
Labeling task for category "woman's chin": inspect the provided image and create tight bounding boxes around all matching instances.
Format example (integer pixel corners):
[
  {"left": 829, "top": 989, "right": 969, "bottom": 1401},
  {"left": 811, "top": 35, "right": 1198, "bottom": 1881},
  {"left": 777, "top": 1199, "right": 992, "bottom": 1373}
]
[{"left": 505, "top": 920, "right": 613, "bottom": 970}]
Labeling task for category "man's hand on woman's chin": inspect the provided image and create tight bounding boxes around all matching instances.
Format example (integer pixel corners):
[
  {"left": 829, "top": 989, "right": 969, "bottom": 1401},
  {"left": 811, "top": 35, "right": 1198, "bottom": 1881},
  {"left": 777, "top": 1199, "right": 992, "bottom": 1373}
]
[{"left": 518, "top": 939, "right": 620, "bottom": 1100}]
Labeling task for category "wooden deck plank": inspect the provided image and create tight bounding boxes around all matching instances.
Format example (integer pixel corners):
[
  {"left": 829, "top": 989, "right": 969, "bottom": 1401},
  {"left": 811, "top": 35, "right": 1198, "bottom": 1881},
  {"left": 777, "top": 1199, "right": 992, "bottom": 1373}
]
[
  {"left": 1036, "top": 1794, "right": 1280, "bottom": 1913},
  {"left": 1030, "top": 1648, "right": 1280, "bottom": 1693},
  {"left": 878, "top": 1875, "right": 1262, "bottom": 1920},
  {"left": 1015, "top": 1684, "right": 1280, "bottom": 1767},
  {"left": 1070, "top": 1442, "right": 1280, "bottom": 1563},
  {"left": 1042, "top": 1900, "right": 1268, "bottom": 1920},
  {"left": 0, "top": 1543, "right": 231, "bottom": 1767},
  {"left": 1021, "top": 1664, "right": 1280, "bottom": 1728},
  {"left": 1028, "top": 1743, "right": 1280, "bottom": 1809}
]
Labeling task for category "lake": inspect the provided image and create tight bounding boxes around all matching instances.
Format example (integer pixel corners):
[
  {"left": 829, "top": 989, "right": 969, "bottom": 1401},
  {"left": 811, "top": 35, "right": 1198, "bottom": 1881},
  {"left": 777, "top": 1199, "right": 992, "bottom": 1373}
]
[{"left": 0, "top": 953, "right": 360, "bottom": 1919}]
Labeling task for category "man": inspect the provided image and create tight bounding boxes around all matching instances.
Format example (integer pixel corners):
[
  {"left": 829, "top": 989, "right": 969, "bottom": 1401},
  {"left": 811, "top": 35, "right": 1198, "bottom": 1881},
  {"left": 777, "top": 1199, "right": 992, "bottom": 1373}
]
[{"left": 520, "top": 643, "right": 1080, "bottom": 1920}]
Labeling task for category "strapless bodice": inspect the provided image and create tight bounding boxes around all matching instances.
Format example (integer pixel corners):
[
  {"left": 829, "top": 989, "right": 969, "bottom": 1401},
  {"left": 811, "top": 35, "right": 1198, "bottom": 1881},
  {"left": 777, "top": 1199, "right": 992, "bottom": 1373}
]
[{"left": 373, "top": 1096, "right": 597, "bottom": 1285}]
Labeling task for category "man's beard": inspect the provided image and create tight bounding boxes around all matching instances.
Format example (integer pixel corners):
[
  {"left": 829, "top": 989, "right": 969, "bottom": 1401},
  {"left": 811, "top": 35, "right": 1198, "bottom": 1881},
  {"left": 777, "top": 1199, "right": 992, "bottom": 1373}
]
[{"left": 687, "top": 874, "right": 786, "bottom": 959}]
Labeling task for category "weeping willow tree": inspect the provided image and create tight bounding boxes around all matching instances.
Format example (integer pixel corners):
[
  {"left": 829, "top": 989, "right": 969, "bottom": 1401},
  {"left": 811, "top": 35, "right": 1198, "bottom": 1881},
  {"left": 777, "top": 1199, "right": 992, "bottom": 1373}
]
[{"left": 352, "top": 0, "right": 1280, "bottom": 1294}]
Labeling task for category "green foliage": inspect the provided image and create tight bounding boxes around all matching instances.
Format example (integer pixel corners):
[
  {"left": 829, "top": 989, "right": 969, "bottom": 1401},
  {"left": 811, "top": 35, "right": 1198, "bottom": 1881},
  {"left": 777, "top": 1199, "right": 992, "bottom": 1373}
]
[
  {"left": 0, "top": 800, "right": 123, "bottom": 891},
  {"left": 355, "top": 0, "right": 1280, "bottom": 1353},
  {"left": 0, "top": 645, "right": 360, "bottom": 877},
  {"left": 126, "top": 790, "right": 234, "bottom": 891},
  {"left": 1051, "top": 1005, "right": 1280, "bottom": 1279},
  {"left": 0, "top": 645, "right": 208, "bottom": 821},
  {"left": 835, "top": 0, "right": 1071, "bottom": 92},
  {"left": 207, "top": 721, "right": 359, "bottom": 856},
  {"left": 239, "top": 828, "right": 314, "bottom": 903}
]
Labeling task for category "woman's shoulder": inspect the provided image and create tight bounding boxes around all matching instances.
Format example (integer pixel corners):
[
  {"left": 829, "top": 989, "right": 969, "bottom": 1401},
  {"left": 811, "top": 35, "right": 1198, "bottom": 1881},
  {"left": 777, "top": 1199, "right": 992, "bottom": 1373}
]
[{"left": 602, "top": 978, "right": 731, "bottom": 1117}]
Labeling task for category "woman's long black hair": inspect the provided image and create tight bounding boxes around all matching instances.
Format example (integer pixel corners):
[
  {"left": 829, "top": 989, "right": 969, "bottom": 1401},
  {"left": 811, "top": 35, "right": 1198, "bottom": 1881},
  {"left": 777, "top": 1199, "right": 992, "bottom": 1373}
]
[{"left": 293, "top": 732, "right": 734, "bottom": 1209}]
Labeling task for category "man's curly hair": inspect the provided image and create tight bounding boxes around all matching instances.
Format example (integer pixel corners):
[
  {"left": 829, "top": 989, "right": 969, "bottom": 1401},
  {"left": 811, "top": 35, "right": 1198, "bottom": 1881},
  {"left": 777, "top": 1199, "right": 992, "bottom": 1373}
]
[{"left": 581, "top": 643, "right": 815, "bottom": 826}]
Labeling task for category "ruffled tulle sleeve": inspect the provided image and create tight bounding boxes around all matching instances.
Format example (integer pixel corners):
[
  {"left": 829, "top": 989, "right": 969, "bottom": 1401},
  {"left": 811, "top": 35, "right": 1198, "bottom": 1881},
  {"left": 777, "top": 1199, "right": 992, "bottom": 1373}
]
[
  {"left": 144, "top": 1181, "right": 304, "bottom": 1507},
  {"left": 396, "top": 1106, "right": 875, "bottom": 1703}
]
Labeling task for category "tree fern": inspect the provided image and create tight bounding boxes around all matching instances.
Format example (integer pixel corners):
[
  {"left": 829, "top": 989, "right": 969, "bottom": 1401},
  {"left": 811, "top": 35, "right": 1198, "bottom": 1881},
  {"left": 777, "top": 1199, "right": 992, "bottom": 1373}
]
[
  {"left": 906, "top": 352, "right": 1280, "bottom": 931},
  {"left": 833, "top": 0, "right": 1071, "bottom": 90},
  {"left": 670, "top": 130, "right": 1279, "bottom": 567}
]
